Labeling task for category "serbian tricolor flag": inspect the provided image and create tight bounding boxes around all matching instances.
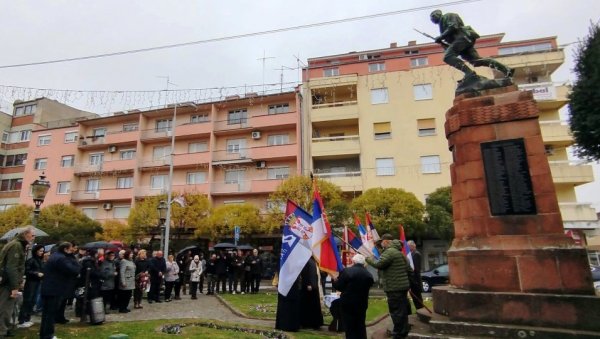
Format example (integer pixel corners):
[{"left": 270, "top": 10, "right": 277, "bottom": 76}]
[
  {"left": 311, "top": 184, "right": 343, "bottom": 277},
  {"left": 366, "top": 212, "right": 380, "bottom": 242},
  {"left": 345, "top": 227, "right": 372, "bottom": 257},
  {"left": 399, "top": 224, "right": 411, "bottom": 256},
  {"left": 278, "top": 200, "right": 313, "bottom": 296},
  {"left": 356, "top": 214, "right": 380, "bottom": 259}
]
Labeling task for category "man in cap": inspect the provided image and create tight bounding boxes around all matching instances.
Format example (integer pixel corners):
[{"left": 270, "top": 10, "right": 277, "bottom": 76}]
[
  {"left": 365, "top": 234, "right": 412, "bottom": 339},
  {"left": 0, "top": 226, "right": 35, "bottom": 337}
]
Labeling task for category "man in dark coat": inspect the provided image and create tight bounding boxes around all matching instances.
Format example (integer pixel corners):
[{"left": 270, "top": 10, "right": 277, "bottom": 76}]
[
  {"left": 299, "top": 257, "right": 323, "bottom": 329},
  {"left": 407, "top": 240, "right": 424, "bottom": 310},
  {"left": 0, "top": 226, "right": 34, "bottom": 337},
  {"left": 332, "top": 254, "right": 374, "bottom": 339},
  {"left": 148, "top": 250, "right": 166, "bottom": 303},
  {"left": 214, "top": 251, "right": 228, "bottom": 294},
  {"left": 245, "top": 249, "right": 263, "bottom": 293},
  {"left": 40, "top": 242, "right": 81, "bottom": 339}
]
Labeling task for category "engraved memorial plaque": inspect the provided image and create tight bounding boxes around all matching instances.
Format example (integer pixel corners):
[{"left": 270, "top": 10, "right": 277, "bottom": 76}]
[{"left": 481, "top": 138, "right": 537, "bottom": 215}]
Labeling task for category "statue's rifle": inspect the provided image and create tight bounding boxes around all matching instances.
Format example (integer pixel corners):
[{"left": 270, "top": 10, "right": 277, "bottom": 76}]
[{"left": 413, "top": 28, "right": 449, "bottom": 48}]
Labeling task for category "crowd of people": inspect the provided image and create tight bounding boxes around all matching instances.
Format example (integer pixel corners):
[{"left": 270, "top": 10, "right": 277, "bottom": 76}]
[{"left": 0, "top": 226, "right": 273, "bottom": 339}]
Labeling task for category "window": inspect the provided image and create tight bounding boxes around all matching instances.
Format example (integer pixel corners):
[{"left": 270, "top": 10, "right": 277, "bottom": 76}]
[
  {"left": 190, "top": 114, "right": 209, "bottom": 123},
  {"left": 153, "top": 146, "right": 171, "bottom": 160},
  {"left": 64, "top": 131, "right": 78, "bottom": 143},
  {"left": 34, "top": 158, "right": 47, "bottom": 170},
  {"left": 14, "top": 104, "right": 36, "bottom": 116},
  {"left": 268, "top": 104, "right": 290, "bottom": 115},
  {"left": 227, "top": 109, "right": 247, "bottom": 125},
  {"left": 38, "top": 135, "right": 51, "bottom": 146},
  {"left": 323, "top": 68, "right": 339, "bottom": 77},
  {"left": 120, "top": 150, "right": 136, "bottom": 160},
  {"left": 8, "top": 130, "right": 31, "bottom": 143},
  {"left": 413, "top": 84, "right": 433, "bottom": 101},
  {"left": 374, "top": 122, "right": 392, "bottom": 140},
  {"left": 57, "top": 181, "right": 70, "bottom": 194},
  {"left": 151, "top": 175, "right": 168, "bottom": 190},
  {"left": 82, "top": 208, "right": 97, "bottom": 219},
  {"left": 368, "top": 62, "right": 385, "bottom": 72},
  {"left": 4, "top": 154, "right": 27, "bottom": 166},
  {"left": 226, "top": 139, "right": 246, "bottom": 154},
  {"left": 188, "top": 142, "right": 208, "bottom": 153},
  {"left": 0, "top": 179, "right": 23, "bottom": 191},
  {"left": 89, "top": 153, "right": 104, "bottom": 165},
  {"left": 85, "top": 179, "right": 100, "bottom": 192},
  {"left": 155, "top": 119, "right": 172, "bottom": 132},
  {"left": 498, "top": 43, "right": 552, "bottom": 56},
  {"left": 267, "top": 134, "right": 289, "bottom": 146},
  {"left": 421, "top": 155, "right": 441, "bottom": 174},
  {"left": 123, "top": 123, "right": 138, "bottom": 132},
  {"left": 92, "top": 128, "right": 106, "bottom": 137},
  {"left": 113, "top": 206, "right": 130, "bottom": 219},
  {"left": 2, "top": 132, "right": 7, "bottom": 142},
  {"left": 267, "top": 167, "right": 290, "bottom": 179},
  {"left": 61, "top": 155, "right": 74, "bottom": 167},
  {"left": 225, "top": 169, "right": 244, "bottom": 184},
  {"left": 417, "top": 119, "right": 437, "bottom": 136},
  {"left": 187, "top": 172, "right": 206, "bottom": 184},
  {"left": 116, "top": 177, "right": 133, "bottom": 189},
  {"left": 410, "top": 57, "right": 428, "bottom": 67},
  {"left": 371, "top": 88, "right": 389, "bottom": 104},
  {"left": 376, "top": 158, "right": 395, "bottom": 176}
]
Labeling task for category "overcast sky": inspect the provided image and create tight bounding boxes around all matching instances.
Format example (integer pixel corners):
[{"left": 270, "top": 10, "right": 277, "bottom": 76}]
[{"left": 0, "top": 0, "right": 598, "bottom": 210}]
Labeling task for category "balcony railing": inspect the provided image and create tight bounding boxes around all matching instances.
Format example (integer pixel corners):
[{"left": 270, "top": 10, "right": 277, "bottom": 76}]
[
  {"left": 539, "top": 120, "right": 573, "bottom": 146},
  {"left": 211, "top": 180, "right": 252, "bottom": 194},
  {"left": 559, "top": 202, "right": 599, "bottom": 222},
  {"left": 549, "top": 160, "right": 594, "bottom": 185},
  {"left": 74, "top": 163, "right": 102, "bottom": 173},
  {"left": 140, "top": 128, "right": 172, "bottom": 140},
  {"left": 71, "top": 188, "right": 134, "bottom": 201},
  {"left": 135, "top": 184, "right": 210, "bottom": 197},
  {"left": 139, "top": 157, "right": 171, "bottom": 168},
  {"left": 311, "top": 135, "right": 360, "bottom": 157},
  {"left": 311, "top": 101, "right": 359, "bottom": 122},
  {"left": 214, "top": 119, "right": 249, "bottom": 132},
  {"left": 212, "top": 149, "right": 251, "bottom": 163},
  {"left": 313, "top": 171, "right": 363, "bottom": 192}
]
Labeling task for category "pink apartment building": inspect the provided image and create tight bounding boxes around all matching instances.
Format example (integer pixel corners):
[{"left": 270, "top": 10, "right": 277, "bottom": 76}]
[{"left": 19, "top": 91, "right": 302, "bottom": 224}]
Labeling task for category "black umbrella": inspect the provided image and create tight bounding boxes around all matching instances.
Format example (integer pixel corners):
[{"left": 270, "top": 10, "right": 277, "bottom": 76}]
[
  {"left": 236, "top": 244, "right": 254, "bottom": 251},
  {"left": 176, "top": 245, "right": 201, "bottom": 257},
  {"left": 1, "top": 226, "right": 49, "bottom": 241},
  {"left": 212, "top": 242, "right": 236, "bottom": 249},
  {"left": 81, "top": 241, "right": 117, "bottom": 250}
]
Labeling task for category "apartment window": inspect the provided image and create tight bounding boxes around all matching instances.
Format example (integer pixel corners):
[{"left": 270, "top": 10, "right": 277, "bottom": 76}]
[
  {"left": 92, "top": 128, "right": 106, "bottom": 137},
  {"left": 64, "top": 131, "right": 78, "bottom": 143},
  {"left": 414, "top": 84, "right": 433, "bottom": 101},
  {"left": 410, "top": 57, "right": 428, "bottom": 67},
  {"left": 89, "top": 153, "right": 104, "bottom": 165},
  {"left": 267, "top": 167, "right": 290, "bottom": 179},
  {"left": 38, "top": 135, "right": 51, "bottom": 146},
  {"left": 371, "top": 88, "right": 389, "bottom": 104},
  {"left": 421, "top": 155, "right": 441, "bottom": 174},
  {"left": 4, "top": 154, "right": 27, "bottom": 166},
  {"left": 374, "top": 122, "right": 392, "bottom": 140},
  {"left": 268, "top": 104, "right": 290, "bottom": 115},
  {"left": 57, "top": 181, "right": 71, "bottom": 194},
  {"left": 188, "top": 142, "right": 208, "bottom": 153},
  {"left": 267, "top": 134, "right": 289, "bottom": 146},
  {"left": 85, "top": 179, "right": 100, "bottom": 192},
  {"left": 61, "top": 155, "right": 74, "bottom": 168},
  {"left": 151, "top": 175, "right": 168, "bottom": 190},
  {"left": 113, "top": 206, "right": 130, "bottom": 219},
  {"left": 187, "top": 172, "right": 206, "bottom": 184},
  {"left": 153, "top": 146, "right": 171, "bottom": 160},
  {"left": 225, "top": 169, "right": 245, "bottom": 184},
  {"left": 155, "top": 119, "right": 172, "bottom": 132},
  {"left": 0, "top": 155, "right": 3, "bottom": 167},
  {"left": 323, "top": 68, "right": 339, "bottom": 77},
  {"left": 82, "top": 208, "right": 97, "bottom": 219},
  {"left": 376, "top": 158, "right": 395, "bottom": 176},
  {"left": 417, "top": 119, "right": 437, "bottom": 136},
  {"left": 120, "top": 150, "right": 136, "bottom": 160},
  {"left": 227, "top": 109, "right": 247, "bottom": 125},
  {"left": 34, "top": 158, "right": 47, "bottom": 170},
  {"left": 116, "top": 177, "right": 133, "bottom": 189},
  {"left": 190, "top": 114, "right": 209, "bottom": 123},
  {"left": 0, "top": 179, "right": 23, "bottom": 191},
  {"left": 14, "top": 104, "right": 36, "bottom": 116},
  {"left": 2, "top": 132, "right": 7, "bottom": 142},
  {"left": 368, "top": 62, "right": 386, "bottom": 72},
  {"left": 8, "top": 130, "right": 31, "bottom": 143},
  {"left": 498, "top": 43, "right": 552, "bottom": 56},
  {"left": 123, "top": 123, "right": 138, "bottom": 132},
  {"left": 226, "top": 139, "right": 246, "bottom": 154}
]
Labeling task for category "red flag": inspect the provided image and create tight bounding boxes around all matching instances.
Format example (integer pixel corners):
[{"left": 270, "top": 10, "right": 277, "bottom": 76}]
[
  {"left": 398, "top": 224, "right": 411, "bottom": 256},
  {"left": 311, "top": 182, "right": 343, "bottom": 276}
]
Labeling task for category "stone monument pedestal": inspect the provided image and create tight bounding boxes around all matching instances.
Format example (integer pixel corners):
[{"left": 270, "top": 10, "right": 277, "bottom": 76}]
[{"left": 431, "top": 86, "right": 600, "bottom": 336}]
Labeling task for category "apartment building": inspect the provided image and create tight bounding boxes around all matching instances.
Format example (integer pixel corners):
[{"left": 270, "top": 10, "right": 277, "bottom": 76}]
[
  {"left": 1, "top": 98, "right": 95, "bottom": 211},
  {"left": 302, "top": 34, "right": 599, "bottom": 268},
  {"left": 21, "top": 91, "right": 301, "bottom": 223}
]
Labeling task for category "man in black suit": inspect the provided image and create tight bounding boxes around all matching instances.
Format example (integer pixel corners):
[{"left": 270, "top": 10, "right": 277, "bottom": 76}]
[
  {"left": 407, "top": 240, "right": 424, "bottom": 310},
  {"left": 332, "top": 254, "right": 374, "bottom": 339}
]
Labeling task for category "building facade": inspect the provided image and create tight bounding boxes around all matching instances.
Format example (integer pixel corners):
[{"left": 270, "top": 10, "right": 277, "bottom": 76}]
[{"left": 302, "top": 34, "right": 599, "bottom": 269}]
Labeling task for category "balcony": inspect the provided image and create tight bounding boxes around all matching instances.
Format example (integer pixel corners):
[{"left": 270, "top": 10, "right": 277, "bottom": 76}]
[
  {"left": 173, "top": 152, "right": 211, "bottom": 168},
  {"left": 311, "top": 135, "right": 360, "bottom": 157},
  {"left": 560, "top": 203, "right": 599, "bottom": 228},
  {"left": 140, "top": 128, "right": 171, "bottom": 141},
  {"left": 213, "top": 119, "right": 250, "bottom": 133},
  {"left": 135, "top": 184, "right": 210, "bottom": 198},
  {"left": 250, "top": 178, "right": 285, "bottom": 193},
  {"left": 139, "top": 157, "right": 170, "bottom": 170},
  {"left": 211, "top": 180, "right": 252, "bottom": 194},
  {"left": 518, "top": 83, "right": 569, "bottom": 110},
  {"left": 497, "top": 50, "right": 564, "bottom": 79},
  {"left": 212, "top": 149, "right": 253, "bottom": 165},
  {"left": 78, "top": 136, "right": 106, "bottom": 149},
  {"left": 103, "top": 159, "right": 136, "bottom": 173},
  {"left": 308, "top": 74, "right": 358, "bottom": 89},
  {"left": 71, "top": 188, "right": 134, "bottom": 202},
  {"left": 250, "top": 143, "right": 297, "bottom": 160},
  {"left": 313, "top": 171, "right": 363, "bottom": 192},
  {"left": 311, "top": 101, "right": 359, "bottom": 122},
  {"left": 549, "top": 160, "right": 594, "bottom": 185},
  {"left": 175, "top": 122, "right": 212, "bottom": 138},
  {"left": 252, "top": 112, "right": 297, "bottom": 129},
  {"left": 539, "top": 120, "right": 573, "bottom": 147},
  {"left": 104, "top": 130, "right": 139, "bottom": 145},
  {"left": 74, "top": 163, "right": 102, "bottom": 175}
]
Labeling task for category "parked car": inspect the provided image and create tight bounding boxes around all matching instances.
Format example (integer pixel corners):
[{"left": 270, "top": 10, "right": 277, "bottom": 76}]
[
  {"left": 591, "top": 266, "right": 600, "bottom": 293},
  {"left": 421, "top": 264, "right": 449, "bottom": 293}
]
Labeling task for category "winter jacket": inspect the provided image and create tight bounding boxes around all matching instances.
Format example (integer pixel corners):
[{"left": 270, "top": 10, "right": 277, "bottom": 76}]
[
  {"left": 100, "top": 259, "right": 117, "bottom": 291},
  {"left": 119, "top": 259, "right": 136, "bottom": 290},
  {"left": 24, "top": 256, "right": 44, "bottom": 283},
  {"left": 0, "top": 236, "right": 27, "bottom": 290},
  {"left": 189, "top": 260, "right": 202, "bottom": 282},
  {"left": 165, "top": 261, "right": 179, "bottom": 282},
  {"left": 366, "top": 240, "right": 411, "bottom": 292},
  {"left": 41, "top": 251, "right": 81, "bottom": 297}
]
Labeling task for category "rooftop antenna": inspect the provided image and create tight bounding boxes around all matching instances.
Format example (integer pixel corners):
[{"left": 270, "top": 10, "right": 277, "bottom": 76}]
[
  {"left": 274, "top": 65, "right": 296, "bottom": 92},
  {"left": 257, "top": 51, "right": 275, "bottom": 95}
]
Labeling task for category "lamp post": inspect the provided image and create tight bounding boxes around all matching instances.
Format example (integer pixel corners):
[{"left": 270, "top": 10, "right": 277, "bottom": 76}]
[
  {"left": 30, "top": 174, "right": 51, "bottom": 227},
  {"left": 157, "top": 200, "right": 168, "bottom": 251}
]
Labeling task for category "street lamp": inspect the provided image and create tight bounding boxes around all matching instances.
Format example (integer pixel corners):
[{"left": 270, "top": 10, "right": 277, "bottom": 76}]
[
  {"left": 30, "top": 174, "right": 51, "bottom": 227},
  {"left": 157, "top": 200, "right": 168, "bottom": 251}
]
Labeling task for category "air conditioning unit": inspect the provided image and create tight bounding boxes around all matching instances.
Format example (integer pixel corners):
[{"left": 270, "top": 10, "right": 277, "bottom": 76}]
[
  {"left": 256, "top": 161, "right": 267, "bottom": 169},
  {"left": 544, "top": 145, "right": 555, "bottom": 156},
  {"left": 108, "top": 145, "right": 117, "bottom": 153},
  {"left": 103, "top": 202, "right": 113, "bottom": 210},
  {"left": 251, "top": 131, "right": 261, "bottom": 139}
]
